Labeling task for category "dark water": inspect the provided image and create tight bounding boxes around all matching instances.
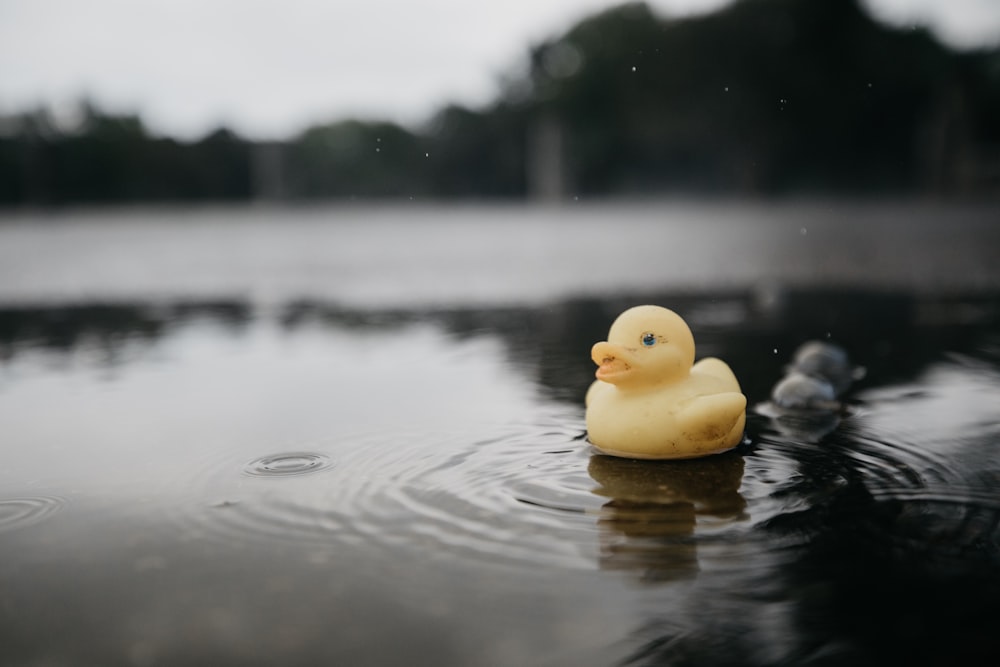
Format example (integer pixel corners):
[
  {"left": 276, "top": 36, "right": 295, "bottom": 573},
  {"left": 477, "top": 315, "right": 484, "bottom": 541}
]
[{"left": 1, "top": 203, "right": 1000, "bottom": 666}]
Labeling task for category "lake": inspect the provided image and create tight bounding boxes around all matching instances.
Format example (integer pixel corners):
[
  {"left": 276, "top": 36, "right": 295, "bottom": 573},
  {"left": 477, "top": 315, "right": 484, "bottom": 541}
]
[{"left": 1, "top": 201, "right": 999, "bottom": 666}]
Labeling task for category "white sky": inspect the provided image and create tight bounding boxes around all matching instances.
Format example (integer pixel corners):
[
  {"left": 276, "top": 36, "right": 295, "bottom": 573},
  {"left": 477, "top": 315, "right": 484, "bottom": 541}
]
[{"left": 0, "top": 0, "right": 997, "bottom": 140}]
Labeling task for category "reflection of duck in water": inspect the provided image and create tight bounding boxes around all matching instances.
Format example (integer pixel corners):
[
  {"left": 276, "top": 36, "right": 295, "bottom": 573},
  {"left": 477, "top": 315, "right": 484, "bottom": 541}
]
[
  {"left": 585, "top": 306, "right": 747, "bottom": 460},
  {"left": 589, "top": 453, "right": 746, "bottom": 581}
]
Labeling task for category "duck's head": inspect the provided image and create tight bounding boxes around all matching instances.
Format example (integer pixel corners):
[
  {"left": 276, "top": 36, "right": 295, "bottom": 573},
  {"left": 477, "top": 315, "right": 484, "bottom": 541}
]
[{"left": 591, "top": 305, "right": 695, "bottom": 388}]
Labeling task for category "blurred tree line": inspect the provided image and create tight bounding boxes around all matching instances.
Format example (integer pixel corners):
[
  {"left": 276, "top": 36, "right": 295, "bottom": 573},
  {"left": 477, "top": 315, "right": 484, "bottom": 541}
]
[{"left": 1, "top": 0, "right": 998, "bottom": 206}]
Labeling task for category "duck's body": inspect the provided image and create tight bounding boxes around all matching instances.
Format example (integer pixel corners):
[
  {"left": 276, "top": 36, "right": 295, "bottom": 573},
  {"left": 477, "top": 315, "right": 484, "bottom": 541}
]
[{"left": 585, "top": 306, "right": 746, "bottom": 460}]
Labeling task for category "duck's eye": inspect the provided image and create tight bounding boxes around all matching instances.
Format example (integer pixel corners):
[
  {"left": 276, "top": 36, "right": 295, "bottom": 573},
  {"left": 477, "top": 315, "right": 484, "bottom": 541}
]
[{"left": 641, "top": 332, "right": 657, "bottom": 347}]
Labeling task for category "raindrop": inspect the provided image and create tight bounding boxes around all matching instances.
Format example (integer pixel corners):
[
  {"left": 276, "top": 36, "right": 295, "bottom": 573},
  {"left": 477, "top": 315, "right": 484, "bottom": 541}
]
[
  {"left": 631, "top": 66, "right": 637, "bottom": 72},
  {"left": 244, "top": 452, "right": 333, "bottom": 478},
  {"left": 800, "top": 227, "right": 807, "bottom": 236}
]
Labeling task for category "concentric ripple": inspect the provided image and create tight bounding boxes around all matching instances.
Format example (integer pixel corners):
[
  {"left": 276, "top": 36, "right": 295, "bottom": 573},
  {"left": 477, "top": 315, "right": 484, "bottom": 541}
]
[
  {"left": 749, "top": 350, "right": 1000, "bottom": 564},
  {"left": 177, "top": 411, "right": 759, "bottom": 578},
  {"left": 0, "top": 496, "right": 65, "bottom": 533},
  {"left": 177, "top": 350, "right": 1000, "bottom": 578},
  {"left": 243, "top": 452, "right": 333, "bottom": 477},
  {"left": 300, "top": 421, "right": 603, "bottom": 569}
]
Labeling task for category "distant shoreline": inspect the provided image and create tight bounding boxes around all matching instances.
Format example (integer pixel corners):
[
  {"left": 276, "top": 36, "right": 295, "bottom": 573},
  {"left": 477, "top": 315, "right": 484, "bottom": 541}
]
[{"left": 1, "top": 201, "right": 998, "bottom": 309}]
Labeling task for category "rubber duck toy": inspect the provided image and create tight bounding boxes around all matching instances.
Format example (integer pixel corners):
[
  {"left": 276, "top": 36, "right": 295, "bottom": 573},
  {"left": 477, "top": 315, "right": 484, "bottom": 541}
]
[{"left": 585, "top": 305, "right": 746, "bottom": 460}]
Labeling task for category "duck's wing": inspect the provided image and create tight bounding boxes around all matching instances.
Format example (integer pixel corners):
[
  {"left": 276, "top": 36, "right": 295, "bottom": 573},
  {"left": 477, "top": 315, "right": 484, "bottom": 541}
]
[
  {"left": 692, "top": 357, "right": 740, "bottom": 389},
  {"left": 677, "top": 392, "right": 747, "bottom": 441}
]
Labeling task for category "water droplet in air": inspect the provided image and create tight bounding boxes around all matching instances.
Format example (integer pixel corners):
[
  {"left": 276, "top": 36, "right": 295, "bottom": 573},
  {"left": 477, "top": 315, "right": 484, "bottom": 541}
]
[
  {"left": 801, "top": 227, "right": 807, "bottom": 235},
  {"left": 631, "top": 66, "right": 637, "bottom": 72}
]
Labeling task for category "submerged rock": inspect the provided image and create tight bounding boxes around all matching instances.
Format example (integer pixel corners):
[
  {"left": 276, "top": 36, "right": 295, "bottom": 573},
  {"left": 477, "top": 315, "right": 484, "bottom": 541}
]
[
  {"left": 789, "top": 341, "right": 856, "bottom": 396},
  {"left": 770, "top": 371, "right": 839, "bottom": 411},
  {"left": 759, "top": 341, "right": 863, "bottom": 440}
]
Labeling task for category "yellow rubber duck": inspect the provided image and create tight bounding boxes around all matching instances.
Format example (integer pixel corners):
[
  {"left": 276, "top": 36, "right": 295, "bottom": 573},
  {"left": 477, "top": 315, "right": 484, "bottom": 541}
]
[{"left": 585, "top": 305, "right": 747, "bottom": 459}]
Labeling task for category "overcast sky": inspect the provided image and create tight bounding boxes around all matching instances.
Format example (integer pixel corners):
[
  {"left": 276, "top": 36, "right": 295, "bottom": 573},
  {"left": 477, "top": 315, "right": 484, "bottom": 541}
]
[{"left": 1, "top": 0, "right": 997, "bottom": 140}]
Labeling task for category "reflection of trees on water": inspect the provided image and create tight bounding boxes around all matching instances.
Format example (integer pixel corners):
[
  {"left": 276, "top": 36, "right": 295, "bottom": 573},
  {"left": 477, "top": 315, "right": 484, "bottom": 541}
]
[
  {"left": 4, "top": 289, "right": 997, "bottom": 402},
  {"left": 2, "top": 291, "right": 1000, "bottom": 664},
  {"left": 0, "top": 301, "right": 250, "bottom": 363}
]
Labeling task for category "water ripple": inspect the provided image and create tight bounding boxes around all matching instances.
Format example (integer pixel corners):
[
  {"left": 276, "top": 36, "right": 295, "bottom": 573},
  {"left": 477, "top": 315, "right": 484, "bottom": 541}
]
[
  {"left": 172, "top": 411, "right": 761, "bottom": 579},
  {"left": 750, "top": 349, "right": 1000, "bottom": 567},
  {"left": 243, "top": 452, "right": 333, "bottom": 477},
  {"left": 171, "top": 348, "right": 1000, "bottom": 580},
  {"left": 176, "top": 418, "right": 607, "bottom": 570},
  {"left": 330, "top": 424, "right": 602, "bottom": 569},
  {"left": 0, "top": 495, "right": 65, "bottom": 533}
]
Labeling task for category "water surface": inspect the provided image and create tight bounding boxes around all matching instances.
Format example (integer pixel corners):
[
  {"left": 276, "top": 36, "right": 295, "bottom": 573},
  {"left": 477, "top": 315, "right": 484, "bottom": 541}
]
[{"left": 1, "top": 203, "right": 999, "bottom": 665}]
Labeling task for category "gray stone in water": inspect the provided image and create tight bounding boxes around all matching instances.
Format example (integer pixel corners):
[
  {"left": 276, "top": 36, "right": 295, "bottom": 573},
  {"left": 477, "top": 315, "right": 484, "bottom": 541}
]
[
  {"left": 789, "top": 341, "right": 854, "bottom": 396},
  {"left": 770, "top": 371, "right": 840, "bottom": 411}
]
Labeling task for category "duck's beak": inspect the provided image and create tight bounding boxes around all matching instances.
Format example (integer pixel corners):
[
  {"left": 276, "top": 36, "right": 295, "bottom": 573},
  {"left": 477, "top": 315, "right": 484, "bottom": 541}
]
[{"left": 592, "top": 342, "right": 634, "bottom": 383}]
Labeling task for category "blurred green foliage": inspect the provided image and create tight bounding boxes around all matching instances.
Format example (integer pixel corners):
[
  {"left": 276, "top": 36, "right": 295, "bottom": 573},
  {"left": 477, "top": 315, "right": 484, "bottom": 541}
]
[{"left": 1, "top": 0, "right": 998, "bottom": 205}]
